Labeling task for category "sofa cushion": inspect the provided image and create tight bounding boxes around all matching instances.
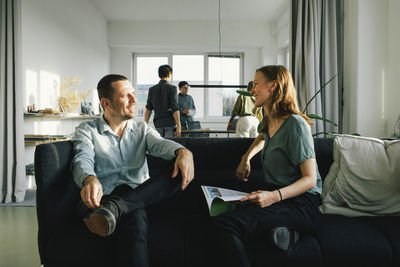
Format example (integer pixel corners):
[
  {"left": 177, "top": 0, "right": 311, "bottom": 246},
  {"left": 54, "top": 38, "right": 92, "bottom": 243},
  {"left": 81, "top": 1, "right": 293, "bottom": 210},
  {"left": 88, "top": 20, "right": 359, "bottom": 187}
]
[
  {"left": 46, "top": 222, "right": 112, "bottom": 266},
  {"left": 320, "top": 135, "right": 400, "bottom": 216},
  {"left": 314, "top": 214, "right": 393, "bottom": 266},
  {"left": 359, "top": 216, "right": 400, "bottom": 265}
]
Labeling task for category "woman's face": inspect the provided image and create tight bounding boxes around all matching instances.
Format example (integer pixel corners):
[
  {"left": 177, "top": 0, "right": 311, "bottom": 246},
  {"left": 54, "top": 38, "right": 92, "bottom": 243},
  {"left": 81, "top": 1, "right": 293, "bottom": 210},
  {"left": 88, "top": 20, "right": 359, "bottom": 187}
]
[{"left": 250, "top": 71, "right": 276, "bottom": 108}]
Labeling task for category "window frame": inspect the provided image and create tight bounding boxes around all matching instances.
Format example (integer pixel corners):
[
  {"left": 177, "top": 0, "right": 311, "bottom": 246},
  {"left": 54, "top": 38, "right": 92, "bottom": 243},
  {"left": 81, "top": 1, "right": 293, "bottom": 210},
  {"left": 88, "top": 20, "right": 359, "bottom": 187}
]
[{"left": 132, "top": 52, "right": 244, "bottom": 122}]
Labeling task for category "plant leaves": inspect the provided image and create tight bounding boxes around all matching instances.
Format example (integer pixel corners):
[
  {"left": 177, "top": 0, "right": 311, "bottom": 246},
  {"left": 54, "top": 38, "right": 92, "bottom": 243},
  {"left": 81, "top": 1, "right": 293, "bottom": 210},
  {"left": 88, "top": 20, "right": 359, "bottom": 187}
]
[
  {"left": 307, "top": 114, "right": 338, "bottom": 126},
  {"left": 303, "top": 75, "right": 337, "bottom": 114},
  {"left": 312, "top": 132, "right": 327, "bottom": 137},
  {"left": 236, "top": 90, "right": 252, "bottom": 96}
]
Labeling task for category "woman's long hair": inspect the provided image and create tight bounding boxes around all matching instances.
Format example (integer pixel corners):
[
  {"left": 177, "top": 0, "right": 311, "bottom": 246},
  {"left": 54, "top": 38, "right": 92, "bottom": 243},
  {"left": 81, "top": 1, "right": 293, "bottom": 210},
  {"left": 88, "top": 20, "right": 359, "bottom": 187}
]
[{"left": 257, "top": 65, "right": 312, "bottom": 133}]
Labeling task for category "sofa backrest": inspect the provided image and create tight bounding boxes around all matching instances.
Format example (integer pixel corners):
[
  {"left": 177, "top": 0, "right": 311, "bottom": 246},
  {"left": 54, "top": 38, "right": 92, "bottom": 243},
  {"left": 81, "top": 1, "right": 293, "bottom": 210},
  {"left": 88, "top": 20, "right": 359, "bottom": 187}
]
[
  {"left": 146, "top": 137, "right": 335, "bottom": 187},
  {"left": 34, "top": 137, "right": 334, "bottom": 262}
]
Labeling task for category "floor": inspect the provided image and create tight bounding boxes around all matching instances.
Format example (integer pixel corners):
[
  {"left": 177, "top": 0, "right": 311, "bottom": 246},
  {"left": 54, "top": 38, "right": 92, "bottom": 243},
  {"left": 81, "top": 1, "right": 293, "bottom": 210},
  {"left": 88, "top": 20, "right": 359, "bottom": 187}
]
[{"left": 0, "top": 207, "right": 41, "bottom": 267}]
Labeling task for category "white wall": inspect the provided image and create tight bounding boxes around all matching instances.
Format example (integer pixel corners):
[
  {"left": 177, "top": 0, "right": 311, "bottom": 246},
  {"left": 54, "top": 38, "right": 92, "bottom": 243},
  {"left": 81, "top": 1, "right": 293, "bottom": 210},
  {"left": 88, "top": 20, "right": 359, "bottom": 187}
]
[
  {"left": 386, "top": 0, "right": 400, "bottom": 137},
  {"left": 343, "top": 0, "right": 399, "bottom": 138},
  {"left": 21, "top": 0, "right": 110, "bottom": 166},
  {"left": 272, "top": 0, "right": 290, "bottom": 66},
  {"left": 108, "top": 20, "right": 276, "bottom": 128},
  {"left": 21, "top": 0, "right": 110, "bottom": 114},
  {"left": 108, "top": 20, "right": 272, "bottom": 82}
]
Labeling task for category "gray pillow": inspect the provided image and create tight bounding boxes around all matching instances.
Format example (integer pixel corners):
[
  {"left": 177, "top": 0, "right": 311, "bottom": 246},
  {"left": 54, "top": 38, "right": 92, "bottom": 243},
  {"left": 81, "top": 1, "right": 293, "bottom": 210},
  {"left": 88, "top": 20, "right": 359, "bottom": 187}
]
[{"left": 320, "top": 135, "right": 400, "bottom": 217}]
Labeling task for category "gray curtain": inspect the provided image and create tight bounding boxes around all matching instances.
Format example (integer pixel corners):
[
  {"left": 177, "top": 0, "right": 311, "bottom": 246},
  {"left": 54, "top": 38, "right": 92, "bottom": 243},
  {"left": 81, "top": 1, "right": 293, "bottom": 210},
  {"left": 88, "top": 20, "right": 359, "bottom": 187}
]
[
  {"left": 291, "top": 0, "right": 343, "bottom": 136},
  {"left": 0, "top": 0, "right": 25, "bottom": 203}
]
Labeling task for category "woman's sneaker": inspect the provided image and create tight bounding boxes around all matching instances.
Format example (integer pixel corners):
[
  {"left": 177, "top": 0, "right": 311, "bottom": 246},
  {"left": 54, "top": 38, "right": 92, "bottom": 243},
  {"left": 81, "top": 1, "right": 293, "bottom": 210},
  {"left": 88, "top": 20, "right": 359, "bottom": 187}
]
[{"left": 271, "top": 226, "right": 299, "bottom": 251}]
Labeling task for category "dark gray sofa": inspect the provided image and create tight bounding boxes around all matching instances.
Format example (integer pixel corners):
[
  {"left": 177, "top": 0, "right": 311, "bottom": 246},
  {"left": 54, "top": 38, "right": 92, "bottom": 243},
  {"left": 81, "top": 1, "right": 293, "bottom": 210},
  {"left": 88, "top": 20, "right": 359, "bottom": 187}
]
[{"left": 35, "top": 137, "right": 400, "bottom": 266}]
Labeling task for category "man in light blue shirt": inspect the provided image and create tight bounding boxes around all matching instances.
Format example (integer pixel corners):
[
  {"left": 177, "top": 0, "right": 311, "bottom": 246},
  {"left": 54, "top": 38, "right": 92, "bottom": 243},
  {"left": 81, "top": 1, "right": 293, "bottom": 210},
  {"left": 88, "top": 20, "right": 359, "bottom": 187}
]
[
  {"left": 71, "top": 74, "right": 194, "bottom": 266},
  {"left": 177, "top": 81, "right": 196, "bottom": 127}
]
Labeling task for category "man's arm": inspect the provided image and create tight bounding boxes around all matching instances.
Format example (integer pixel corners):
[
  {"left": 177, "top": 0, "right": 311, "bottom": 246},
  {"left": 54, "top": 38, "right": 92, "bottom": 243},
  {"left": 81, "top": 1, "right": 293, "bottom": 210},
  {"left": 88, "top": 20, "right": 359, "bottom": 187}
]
[
  {"left": 144, "top": 125, "right": 192, "bottom": 189},
  {"left": 227, "top": 114, "right": 236, "bottom": 130},
  {"left": 144, "top": 108, "right": 152, "bottom": 123},
  {"left": 172, "top": 148, "right": 194, "bottom": 190},
  {"left": 227, "top": 96, "right": 241, "bottom": 130},
  {"left": 173, "top": 110, "right": 181, "bottom": 137},
  {"left": 168, "top": 86, "right": 181, "bottom": 137},
  {"left": 186, "top": 96, "right": 196, "bottom": 116},
  {"left": 71, "top": 124, "right": 103, "bottom": 209}
]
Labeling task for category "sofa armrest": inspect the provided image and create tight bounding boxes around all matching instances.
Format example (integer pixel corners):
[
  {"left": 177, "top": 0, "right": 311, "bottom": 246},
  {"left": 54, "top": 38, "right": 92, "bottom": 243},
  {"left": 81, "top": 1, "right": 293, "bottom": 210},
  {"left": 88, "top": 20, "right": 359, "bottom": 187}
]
[{"left": 34, "top": 141, "right": 81, "bottom": 263}]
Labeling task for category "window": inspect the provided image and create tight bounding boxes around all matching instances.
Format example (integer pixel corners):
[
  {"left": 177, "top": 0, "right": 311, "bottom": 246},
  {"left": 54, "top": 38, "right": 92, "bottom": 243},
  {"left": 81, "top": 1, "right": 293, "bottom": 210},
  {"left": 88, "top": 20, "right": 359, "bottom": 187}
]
[
  {"left": 134, "top": 55, "right": 168, "bottom": 116},
  {"left": 208, "top": 55, "right": 241, "bottom": 117},
  {"left": 133, "top": 53, "right": 243, "bottom": 121},
  {"left": 172, "top": 55, "right": 204, "bottom": 118},
  {"left": 277, "top": 47, "right": 290, "bottom": 70}
]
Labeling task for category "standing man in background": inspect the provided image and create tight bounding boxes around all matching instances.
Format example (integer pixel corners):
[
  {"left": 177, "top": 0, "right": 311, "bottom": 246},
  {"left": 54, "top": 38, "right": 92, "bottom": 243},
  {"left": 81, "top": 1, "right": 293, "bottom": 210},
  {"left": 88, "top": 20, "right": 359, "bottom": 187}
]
[
  {"left": 177, "top": 81, "right": 196, "bottom": 128},
  {"left": 227, "top": 81, "right": 263, "bottom": 137},
  {"left": 144, "top": 65, "right": 181, "bottom": 138}
]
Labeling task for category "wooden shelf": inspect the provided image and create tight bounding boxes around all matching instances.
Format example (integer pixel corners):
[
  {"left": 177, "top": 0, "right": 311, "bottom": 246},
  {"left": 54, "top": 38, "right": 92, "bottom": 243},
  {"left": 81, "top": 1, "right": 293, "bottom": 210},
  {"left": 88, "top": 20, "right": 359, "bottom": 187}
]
[
  {"left": 24, "top": 134, "right": 71, "bottom": 146},
  {"left": 24, "top": 112, "right": 100, "bottom": 120},
  {"left": 24, "top": 138, "right": 71, "bottom": 146}
]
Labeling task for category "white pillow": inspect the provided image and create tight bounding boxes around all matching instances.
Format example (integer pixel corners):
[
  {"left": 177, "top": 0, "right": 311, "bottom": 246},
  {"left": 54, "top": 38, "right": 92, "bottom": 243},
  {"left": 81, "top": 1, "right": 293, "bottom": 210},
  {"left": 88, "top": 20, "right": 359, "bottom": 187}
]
[{"left": 319, "top": 135, "right": 400, "bottom": 217}]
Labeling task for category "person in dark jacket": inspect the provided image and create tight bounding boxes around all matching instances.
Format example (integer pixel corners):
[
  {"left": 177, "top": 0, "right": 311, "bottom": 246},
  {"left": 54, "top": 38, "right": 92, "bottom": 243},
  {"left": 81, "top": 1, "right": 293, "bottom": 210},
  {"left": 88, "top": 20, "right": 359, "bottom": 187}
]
[{"left": 144, "top": 65, "right": 181, "bottom": 138}]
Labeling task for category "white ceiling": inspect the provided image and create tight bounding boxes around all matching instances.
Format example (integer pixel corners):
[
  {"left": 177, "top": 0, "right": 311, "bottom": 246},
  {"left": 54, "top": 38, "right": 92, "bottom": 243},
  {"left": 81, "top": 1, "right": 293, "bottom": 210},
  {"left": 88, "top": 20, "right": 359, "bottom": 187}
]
[{"left": 90, "top": 0, "right": 288, "bottom": 22}]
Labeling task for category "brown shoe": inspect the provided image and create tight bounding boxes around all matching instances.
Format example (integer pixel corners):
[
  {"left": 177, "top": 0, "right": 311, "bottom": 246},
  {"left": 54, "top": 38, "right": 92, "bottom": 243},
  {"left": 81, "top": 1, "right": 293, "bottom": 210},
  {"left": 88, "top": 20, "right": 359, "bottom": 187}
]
[{"left": 83, "top": 204, "right": 117, "bottom": 237}]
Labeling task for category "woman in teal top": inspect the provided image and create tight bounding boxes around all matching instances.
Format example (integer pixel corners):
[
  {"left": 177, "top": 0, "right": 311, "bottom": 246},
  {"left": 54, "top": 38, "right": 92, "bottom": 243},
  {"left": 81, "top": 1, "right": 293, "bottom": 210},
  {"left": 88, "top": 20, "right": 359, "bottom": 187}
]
[{"left": 212, "top": 65, "right": 322, "bottom": 267}]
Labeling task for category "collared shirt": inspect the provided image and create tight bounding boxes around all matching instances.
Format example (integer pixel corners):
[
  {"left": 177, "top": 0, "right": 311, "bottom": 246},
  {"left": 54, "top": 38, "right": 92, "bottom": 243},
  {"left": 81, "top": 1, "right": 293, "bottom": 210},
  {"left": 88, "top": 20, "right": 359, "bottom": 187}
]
[
  {"left": 232, "top": 95, "right": 263, "bottom": 121},
  {"left": 260, "top": 114, "right": 322, "bottom": 195},
  {"left": 178, "top": 93, "right": 196, "bottom": 125},
  {"left": 71, "top": 116, "right": 184, "bottom": 194},
  {"left": 145, "top": 80, "right": 179, "bottom": 128}
]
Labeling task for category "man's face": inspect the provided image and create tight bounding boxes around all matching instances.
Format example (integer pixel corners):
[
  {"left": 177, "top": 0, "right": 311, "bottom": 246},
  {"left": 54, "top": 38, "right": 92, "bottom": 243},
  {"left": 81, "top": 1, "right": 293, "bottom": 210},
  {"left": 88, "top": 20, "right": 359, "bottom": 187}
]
[
  {"left": 179, "top": 84, "right": 189, "bottom": 96},
  {"left": 108, "top": 80, "right": 136, "bottom": 120}
]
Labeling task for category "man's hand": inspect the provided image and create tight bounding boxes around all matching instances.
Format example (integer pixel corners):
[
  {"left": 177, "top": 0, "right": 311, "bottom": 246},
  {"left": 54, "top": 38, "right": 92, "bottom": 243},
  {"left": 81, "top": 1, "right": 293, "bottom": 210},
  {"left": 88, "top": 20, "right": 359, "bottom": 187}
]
[
  {"left": 240, "top": 190, "right": 280, "bottom": 208},
  {"left": 172, "top": 148, "right": 194, "bottom": 190},
  {"left": 236, "top": 156, "right": 251, "bottom": 181},
  {"left": 183, "top": 109, "right": 189, "bottom": 115},
  {"left": 81, "top": 175, "right": 103, "bottom": 209},
  {"left": 174, "top": 126, "right": 181, "bottom": 137}
]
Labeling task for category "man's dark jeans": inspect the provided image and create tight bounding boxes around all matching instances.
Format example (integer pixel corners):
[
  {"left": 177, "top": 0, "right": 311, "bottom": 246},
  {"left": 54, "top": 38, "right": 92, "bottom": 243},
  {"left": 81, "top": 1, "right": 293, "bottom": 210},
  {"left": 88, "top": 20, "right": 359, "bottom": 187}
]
[{"left": 76, "top": 174, "right": 182, "bottom": 267}]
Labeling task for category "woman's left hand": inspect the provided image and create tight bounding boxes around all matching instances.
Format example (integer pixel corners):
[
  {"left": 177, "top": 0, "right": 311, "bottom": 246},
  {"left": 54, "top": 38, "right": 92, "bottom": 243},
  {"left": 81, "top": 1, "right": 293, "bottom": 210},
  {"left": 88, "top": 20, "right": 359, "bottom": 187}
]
[{"left": 240, "top": 190, "right": 279, "bottom": 208}]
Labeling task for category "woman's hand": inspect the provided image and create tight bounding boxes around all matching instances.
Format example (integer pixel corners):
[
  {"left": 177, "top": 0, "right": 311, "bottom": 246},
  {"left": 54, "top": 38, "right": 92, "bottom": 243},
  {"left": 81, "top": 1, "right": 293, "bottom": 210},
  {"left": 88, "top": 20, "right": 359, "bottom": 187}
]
[
  {"left": 240, "top": 190, "right": 280, "bottom": 208},
  {"left": 236, "top": 156, "right": 251, "bottom": 181}
]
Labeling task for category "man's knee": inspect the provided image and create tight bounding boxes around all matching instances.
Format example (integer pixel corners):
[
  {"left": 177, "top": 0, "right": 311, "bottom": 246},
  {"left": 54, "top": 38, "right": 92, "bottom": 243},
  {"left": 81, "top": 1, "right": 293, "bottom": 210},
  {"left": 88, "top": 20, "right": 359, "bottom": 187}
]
[{"left": 119, "top": 208, "right": 149, "bottom": 235}]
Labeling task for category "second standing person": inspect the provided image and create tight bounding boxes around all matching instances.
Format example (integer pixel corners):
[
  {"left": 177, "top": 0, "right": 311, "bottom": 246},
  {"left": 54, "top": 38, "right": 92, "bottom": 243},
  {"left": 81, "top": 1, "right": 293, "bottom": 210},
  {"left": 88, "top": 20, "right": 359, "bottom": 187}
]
[
  {"left": 227, "top": 81, "right": 263, "bottom": 137},
  {"left": 177, "top": 81, "right": 196, "bottom": 128}
]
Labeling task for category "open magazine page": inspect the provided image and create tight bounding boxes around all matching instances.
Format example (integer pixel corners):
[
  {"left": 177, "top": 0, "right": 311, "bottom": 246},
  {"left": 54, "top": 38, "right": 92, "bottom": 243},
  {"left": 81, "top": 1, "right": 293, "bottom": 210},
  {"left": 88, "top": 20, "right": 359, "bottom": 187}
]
[{"left": 201, "top": 185, "right": 248, "bottom": 216}]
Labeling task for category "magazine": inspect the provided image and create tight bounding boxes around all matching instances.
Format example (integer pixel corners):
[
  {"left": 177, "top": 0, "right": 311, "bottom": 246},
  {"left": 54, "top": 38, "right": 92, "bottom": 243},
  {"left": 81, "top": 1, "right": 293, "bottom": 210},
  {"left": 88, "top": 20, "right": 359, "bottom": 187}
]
[{"left": 201, "top": 185, "right": 249, "bottom": 216}]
